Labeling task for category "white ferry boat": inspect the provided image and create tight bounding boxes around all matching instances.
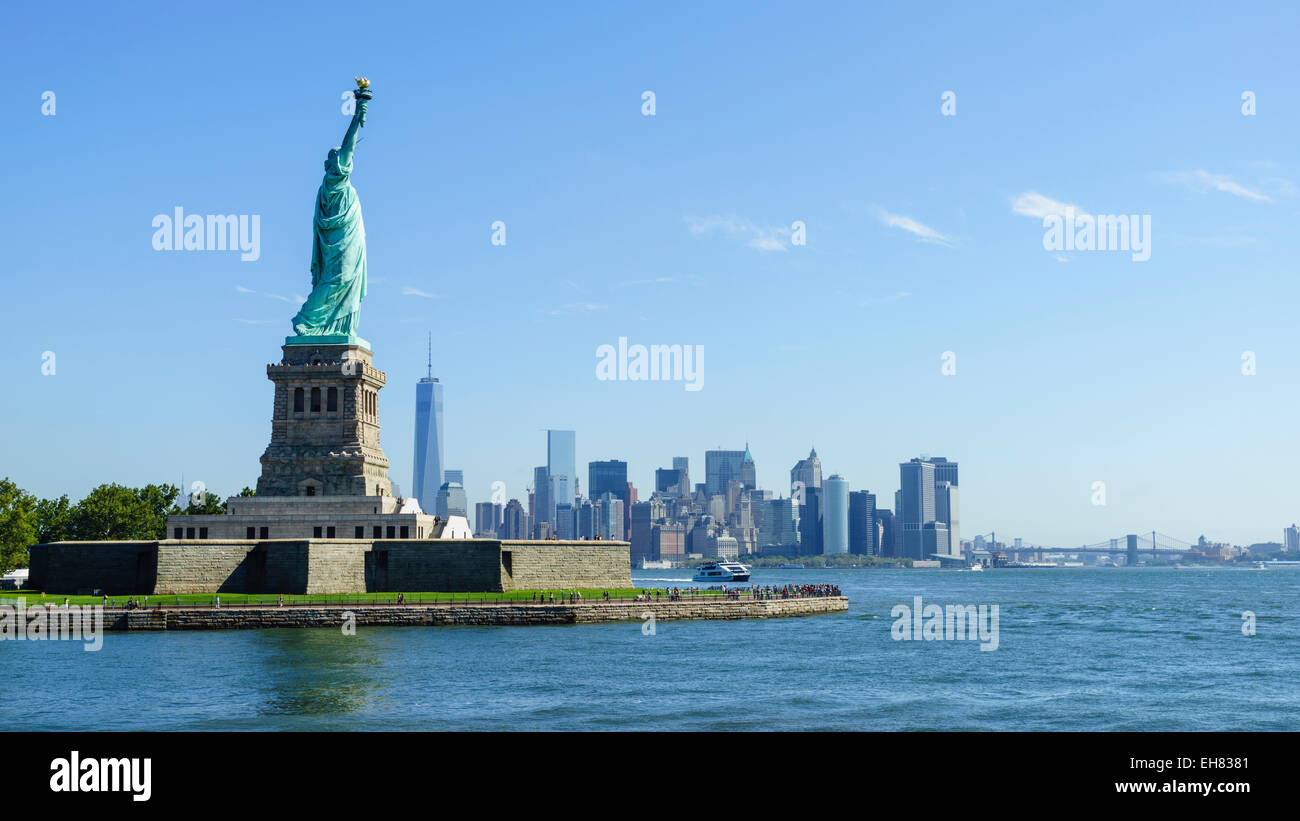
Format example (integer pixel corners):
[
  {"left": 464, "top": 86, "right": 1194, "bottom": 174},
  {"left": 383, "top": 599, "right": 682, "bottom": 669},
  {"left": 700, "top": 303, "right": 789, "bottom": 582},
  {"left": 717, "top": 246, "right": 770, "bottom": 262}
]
[{"left": 692, "top": 561, "right": 752, "bottom": 582}]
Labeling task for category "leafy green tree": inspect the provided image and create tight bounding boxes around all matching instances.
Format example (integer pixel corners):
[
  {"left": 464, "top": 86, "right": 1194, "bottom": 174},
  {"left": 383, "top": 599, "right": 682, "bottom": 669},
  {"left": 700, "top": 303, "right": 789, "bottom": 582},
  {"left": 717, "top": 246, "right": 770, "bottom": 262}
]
[
  {"left": 0, "top": 478, "right": 38, "bottom": 573},
  {"left": 35, "top": 494, "right": 73, "bottom": 543},
  {"left": 137, "top": 483, "right": 182, "bottom": 536},
  {"left": 70, "top": 483, "right": 179, "bottom": 541},
  {"left": 239, "top": 486, "right": 256, "bottom": 497}
]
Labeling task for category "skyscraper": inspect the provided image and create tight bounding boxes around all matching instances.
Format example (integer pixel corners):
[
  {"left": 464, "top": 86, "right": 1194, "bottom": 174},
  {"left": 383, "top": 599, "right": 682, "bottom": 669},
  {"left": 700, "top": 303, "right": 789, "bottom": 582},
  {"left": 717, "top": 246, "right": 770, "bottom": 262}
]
[
  {"left": 630, "top": 500, "right": 663, "bottom": 564},
  {"left": 554, "top": 503, "right": 574, "bottom": 540},
  {"left": 547, "top": 429, "right": 576, "bottom": 515},
  {"left": 900, "top": 458, "right": 936, "bottom": 559},
  {"left": 799, "top": 485, "right": 823, "bottom": 556},
  {"left": 931, "top": 457, "right": 959, "bottom": 487},
  {"left": 822, "top": 475, "right": 849, "bottom": 554},
  {"left": 760, "top": 497, "right": 799, "bottom": 553},
  {"left": 672, "top": 457, "right": 690, "bottom": 494},
  {"left": 931, "top": 458, "right": 960, "bottom": 558},
  {"left": 656, "top": 467, "right": 686, "bottom": 496},
  {"left": 923, "top": 521, "right": 950, "bottom": 558},
  {"left": 474, "top": 501, "right": 501, "bottom": 537},
  {"left": 588, "top": 460, "right": 629, "bottom": 539},
  {"left": 705, "top": 449, "right": 746, "bottom": 497},
  {"left": 740, "top": 444, "right": 756, "bottom": 490},
  {"left": 935, "top": 481, "right": 960, "bottom": 557},
  {"left": 791, "top": 448, "right": 822, "bottom": 494},
  {"left": 597, "top": 492, "right": 624, "bottom": 540},
  {"left": 500, "top": 499, "right": 528, "bottom": 539},
  {"left": 435, "top": 481, "right": 467, "bottom": 518},
  {"left": 412, "top": 335, "right": 444, "bottom": 515},
  {"left": 532, "top": 466, "right": 552, "bottom": 537},
  {"left": 576, "top": 499, "right": 598, "bottom": 540},
  {"left": 652, "top": 523, "right": 686, "bottom": 562},
  {"left": 444, "top": 469, "right": 463, "bottom": 485},
  {"left": 849, "top": 490, "right": 877, "bottom": 555}
]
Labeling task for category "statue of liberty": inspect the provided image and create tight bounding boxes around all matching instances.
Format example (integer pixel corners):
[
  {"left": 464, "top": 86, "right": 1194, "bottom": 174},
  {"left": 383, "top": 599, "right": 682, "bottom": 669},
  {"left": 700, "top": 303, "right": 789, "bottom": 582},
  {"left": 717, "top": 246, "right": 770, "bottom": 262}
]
[{"left": 291, "top": 79, "right": 373, "bottom": 341}]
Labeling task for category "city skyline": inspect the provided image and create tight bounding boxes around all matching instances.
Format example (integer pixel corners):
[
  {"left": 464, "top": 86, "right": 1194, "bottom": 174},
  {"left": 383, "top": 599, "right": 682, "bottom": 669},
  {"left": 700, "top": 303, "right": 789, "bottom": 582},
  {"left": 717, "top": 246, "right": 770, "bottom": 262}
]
[{"left": 7, "top": 3, "right": 1300, "bottom": 548}]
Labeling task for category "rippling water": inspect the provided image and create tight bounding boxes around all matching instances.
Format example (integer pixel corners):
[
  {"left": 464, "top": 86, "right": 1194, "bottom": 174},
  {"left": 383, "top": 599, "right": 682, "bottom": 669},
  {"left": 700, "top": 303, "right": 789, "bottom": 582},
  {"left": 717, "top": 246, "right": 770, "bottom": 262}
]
[{"left": 2, "top": 567, "right": 1297, "bottom": 731}]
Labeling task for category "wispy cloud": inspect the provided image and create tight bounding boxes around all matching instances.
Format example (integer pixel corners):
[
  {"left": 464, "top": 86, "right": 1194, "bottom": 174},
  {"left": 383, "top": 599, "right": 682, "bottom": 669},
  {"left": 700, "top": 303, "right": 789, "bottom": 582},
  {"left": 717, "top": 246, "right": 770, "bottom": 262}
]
[
  {"left": 860, "top": 291, "right": 912, "bottom": 305},
  {"left": 686, "top": 215, "right": 790, "bottom": 252},
  {"left": 548, "top": 302, "right": 607, "bottom": 316},
  {"left": 401, "top": 286, "right": 442, "bottom": 299},
  {"left": 1010, "top": 192, "right": 1087, "bottom": 220},
  {"left": 619, "top": 276, "right": 676, "bottom": 287},
  {"left": 236, "top": 284, "right": 305, "bottom": 304},
  {"left": 1156, "top": 170, "right": 1272, "bottom": 202},
  {"left": 874, "top": 209, "right": 952, "bottom": 245}
]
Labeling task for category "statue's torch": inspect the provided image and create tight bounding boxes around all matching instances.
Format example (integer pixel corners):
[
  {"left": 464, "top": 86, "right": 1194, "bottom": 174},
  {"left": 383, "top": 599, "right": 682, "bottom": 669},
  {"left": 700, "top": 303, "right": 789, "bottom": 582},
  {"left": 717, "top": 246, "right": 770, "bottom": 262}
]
[{"left": 353, "top": 76, "right": 372, "bottom": 125}]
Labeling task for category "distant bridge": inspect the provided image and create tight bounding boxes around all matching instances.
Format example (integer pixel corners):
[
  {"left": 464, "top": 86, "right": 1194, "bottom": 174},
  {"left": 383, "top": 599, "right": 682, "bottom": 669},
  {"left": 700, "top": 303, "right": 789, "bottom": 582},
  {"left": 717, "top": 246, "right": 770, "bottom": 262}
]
[{"left": 968, "top": 531, "right": 1197, "bottom": 563}]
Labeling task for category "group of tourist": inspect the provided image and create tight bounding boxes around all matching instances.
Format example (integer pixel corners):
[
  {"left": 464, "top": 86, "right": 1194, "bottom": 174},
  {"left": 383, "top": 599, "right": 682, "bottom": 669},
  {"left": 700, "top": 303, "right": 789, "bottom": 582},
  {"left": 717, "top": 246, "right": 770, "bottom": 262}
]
[
  {"left": 663, "top": 587, "right": 716, "bottom": 600},
  {"left": 746, "top": 583, "right": 842, "bottom": 599},
  {"left": 530, "top": 590, "right": 585, "bottom": 604},
  {"left": 99, "top": 595, "right": 150, "bottom": 610}
]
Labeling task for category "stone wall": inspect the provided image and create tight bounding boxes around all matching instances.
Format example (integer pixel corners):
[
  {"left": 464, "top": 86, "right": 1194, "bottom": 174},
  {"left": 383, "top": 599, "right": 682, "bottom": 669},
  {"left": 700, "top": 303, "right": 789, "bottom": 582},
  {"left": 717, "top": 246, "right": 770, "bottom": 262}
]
[
  {"left": 29, "top": 538, "right": 632, "bottom": 595},
  {"left": 501, "top": 541, "right": 632, "bottom": 590},
  {"left": 304, "top": 540, "right": 370, "bottom": 594},
  {"left": 155, "top": 541, "right": 258, "bottom": 594},
  {"left": 28, "top": 542, "right": 157, "bottom": 595},
  {"left": 375, "top": 540, "right": 503, "bottom": 592},
  {"left": 110, "top": 595, "right": 849, "bottom": 630}
]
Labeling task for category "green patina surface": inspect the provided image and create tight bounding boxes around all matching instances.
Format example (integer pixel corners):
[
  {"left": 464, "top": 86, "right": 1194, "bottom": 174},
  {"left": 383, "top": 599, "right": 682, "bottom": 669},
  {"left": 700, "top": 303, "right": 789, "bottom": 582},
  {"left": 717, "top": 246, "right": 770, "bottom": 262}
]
[
  {"left": 283, "top": 333, "right": 370, "bottom": 349},
  {"left": 290, "top": 88, "right": 371, "bottom": 341}
]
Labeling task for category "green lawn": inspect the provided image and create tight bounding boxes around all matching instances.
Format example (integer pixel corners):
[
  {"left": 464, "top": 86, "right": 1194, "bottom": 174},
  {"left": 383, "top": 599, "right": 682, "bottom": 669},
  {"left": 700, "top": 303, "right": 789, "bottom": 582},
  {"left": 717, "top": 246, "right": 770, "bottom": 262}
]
[{"left": 3, "top": 588, "right": 728, "bottom": 607}]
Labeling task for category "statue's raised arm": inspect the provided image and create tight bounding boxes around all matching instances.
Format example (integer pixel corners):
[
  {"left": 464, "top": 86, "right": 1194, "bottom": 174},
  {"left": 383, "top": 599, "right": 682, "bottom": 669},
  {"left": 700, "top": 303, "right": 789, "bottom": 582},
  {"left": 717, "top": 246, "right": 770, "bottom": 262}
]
[{"left": 337, "top": 79, "right": 371, "bottom": 168}]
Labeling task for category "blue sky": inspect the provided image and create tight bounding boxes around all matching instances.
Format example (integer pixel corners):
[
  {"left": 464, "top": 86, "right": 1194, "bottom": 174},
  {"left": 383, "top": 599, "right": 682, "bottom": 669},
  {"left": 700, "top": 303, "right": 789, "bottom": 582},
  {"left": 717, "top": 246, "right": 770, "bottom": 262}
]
[{"left": 4, "top": 1, "right": 1299, "bottom": 546}]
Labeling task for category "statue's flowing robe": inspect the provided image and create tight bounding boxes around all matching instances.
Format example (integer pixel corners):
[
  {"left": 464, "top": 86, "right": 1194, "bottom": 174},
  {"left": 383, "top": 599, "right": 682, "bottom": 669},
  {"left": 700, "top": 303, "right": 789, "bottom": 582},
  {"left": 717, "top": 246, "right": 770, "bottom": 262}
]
[{"left": 292, "top": 150, "right": 367, "bottom": 336}]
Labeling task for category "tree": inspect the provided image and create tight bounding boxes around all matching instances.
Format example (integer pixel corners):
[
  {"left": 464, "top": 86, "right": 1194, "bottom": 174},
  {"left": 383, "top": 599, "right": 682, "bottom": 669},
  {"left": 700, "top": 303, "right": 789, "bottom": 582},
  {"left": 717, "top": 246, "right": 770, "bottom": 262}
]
[
  {"left": 239, "top": 486, "right": 256, "bottom": 497},
  {"left": 0, "top": 478, "right": 38, "bottom": 573},
  {"left": 136, "top": 483, "right": 182, "bottom": 538},
  {"left": 70, "top": 483, "right": 180, "bottom": 541},
  {"left": 35, "top": 494, "right": 73, "bottom": 543}
]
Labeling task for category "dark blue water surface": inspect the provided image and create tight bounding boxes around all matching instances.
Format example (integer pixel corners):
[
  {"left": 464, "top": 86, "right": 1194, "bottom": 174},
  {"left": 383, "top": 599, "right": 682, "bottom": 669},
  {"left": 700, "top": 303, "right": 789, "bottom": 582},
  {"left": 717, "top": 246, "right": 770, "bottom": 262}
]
[{"left": 2, "top": 567, "right": 1297, "bottom": 731}]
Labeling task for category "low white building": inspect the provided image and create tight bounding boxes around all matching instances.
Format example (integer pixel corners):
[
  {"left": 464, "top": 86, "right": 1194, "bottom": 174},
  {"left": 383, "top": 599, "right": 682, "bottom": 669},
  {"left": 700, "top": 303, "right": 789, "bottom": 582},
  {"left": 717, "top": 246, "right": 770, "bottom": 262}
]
[{"left": 0, "top": 568, "right": 30, "bottom": 590}]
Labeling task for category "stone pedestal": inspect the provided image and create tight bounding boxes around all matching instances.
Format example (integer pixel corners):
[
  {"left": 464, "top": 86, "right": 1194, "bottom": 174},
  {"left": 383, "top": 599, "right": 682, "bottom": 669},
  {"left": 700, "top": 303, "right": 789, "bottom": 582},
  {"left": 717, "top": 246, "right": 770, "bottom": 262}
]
[{"left": 255, "top": 343, "right": 392, "bottom": 498}]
